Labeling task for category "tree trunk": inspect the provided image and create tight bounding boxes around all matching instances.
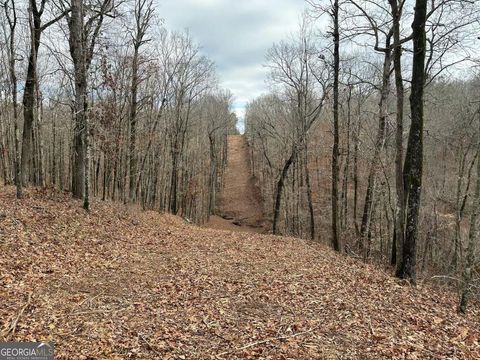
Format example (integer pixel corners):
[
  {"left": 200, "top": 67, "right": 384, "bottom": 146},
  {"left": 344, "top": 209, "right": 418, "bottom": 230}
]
[
  {"left": 169, "top": 150, "right": 178, "bottom": 214},
  {"left": 305, "top": 148, "right": 315, "bottom": 240},
  {"left": 36, "top": 89, "right": 45, "bottom": 186},
  {"left": 341, "top": 86, "right": 352, "bottom": 231},
  {"left": 360, "top": 41, "right": 392, "bottom": 252},
  {"left": 83, "top": 110, "right": 90, "bottom": 210},
  {"left": 396, "top": 0, "right": 428, "bottom": 282},
  {"left": 389, "top": 0, "right": 405, "bottom": 267},
  {"left": 353, "top": 105, "right": 360, "bottom": 235},
  {"left": 5, "top": 0, "right": 23, "bottom": 198},
  {"left": 21, "top": 1, "right": 41, "bottom": 186},
  {"left": 69, "top": 0, "right": 87, "bottom": 199},
  {"left": 273, "top": 150, "right": 296, "bottom": 235},
  {"left": 0, "top": 114, "right": 10, "bottom": 185},
  {"left": 129, "top": 44, "right": 140, "bottom": 203},
  {"left": 459, "top": 146, "right": 480, "bottom": 313},
  {"left": 331, "top": 0, "right": 343, "bottom": 252},
  {"left": 208, "top": 133, "right": 217, "bottom": 215}
]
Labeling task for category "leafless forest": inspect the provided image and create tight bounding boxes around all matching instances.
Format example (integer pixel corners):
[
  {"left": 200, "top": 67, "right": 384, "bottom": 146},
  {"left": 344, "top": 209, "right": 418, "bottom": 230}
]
[
  {"left": 0, "top": 0, "right": 240, "bottom": 223},
  {"left": 1, "top": 0, "right": 480, "bottom": 354},
  {"left": 245, "top": 0, "right": 480, "bottom": 311}
]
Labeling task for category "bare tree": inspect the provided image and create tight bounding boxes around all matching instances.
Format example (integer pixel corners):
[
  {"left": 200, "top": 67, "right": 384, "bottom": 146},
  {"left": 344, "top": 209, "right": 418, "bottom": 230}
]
[
  {"left": 165, "top": 32, "right": 215, "bottom": 214},
  {"left": 389, "top": 0, "right": 405, "bottom": 267},
  {"left": 128, "top": 0, "right": 153, "bottom": 203},
  {"left": 203, "top": 92, "right": 232, "bottom": 216},
  {"left": 331, "top": 0, "right": 343, "bottom": 252},
  {"left": 396, "top": 0, "right": 428, "bottom": 282},
  {"left": 21, "top": 0, "right": 68, "bottom": 187},
  {"left": 264, "top": 22, "right": 331, "bottom": 236},
  {"left": 65, "top": 0, "right": 114, "bottom": 209},
  {"left": 2, "top": 0, "right": 22, "bottom": 199}
]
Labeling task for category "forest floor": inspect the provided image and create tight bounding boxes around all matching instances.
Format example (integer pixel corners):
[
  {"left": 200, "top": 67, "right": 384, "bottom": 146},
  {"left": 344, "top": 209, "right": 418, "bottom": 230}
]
[
  {"left": 205, "top": 135, "right": 267, "bottom": 233},
  {"left": 1, "top": 186, "right": 480, "bottom": 359}
]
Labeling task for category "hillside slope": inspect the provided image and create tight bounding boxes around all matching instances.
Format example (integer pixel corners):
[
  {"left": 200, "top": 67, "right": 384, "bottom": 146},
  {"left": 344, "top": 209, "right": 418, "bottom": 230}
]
[{"left": 1, "top": 187, "right": 479, "bottom": 359}]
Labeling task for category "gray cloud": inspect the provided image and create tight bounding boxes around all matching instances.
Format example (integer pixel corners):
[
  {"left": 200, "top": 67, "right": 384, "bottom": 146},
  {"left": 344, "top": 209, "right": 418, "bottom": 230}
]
[{"left": 158, "top": 0, "right": 306, "bottom": 131}]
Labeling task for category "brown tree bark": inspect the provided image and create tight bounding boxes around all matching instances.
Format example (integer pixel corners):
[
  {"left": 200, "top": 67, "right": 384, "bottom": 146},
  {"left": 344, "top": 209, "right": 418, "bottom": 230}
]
[
  {"left": 459, "top": 145, "right": 480, "bottom": 313},
  {"left": 68, "top": 0, "right": 87, "bottom": 199},
  {"left": 389, "top": 0, "right": 406, "bottom": 267},
  {"left": 331, "top": 0, "right": 343, "bottom": 252},
  {"left": 273, "top": 149, "right": 296, "bottom": 235},
  {"left": 305, "top": 148, "right": 315, "bottom": 240},
  {"left": 396, "top": 0, "right": 428, "bottom": 282}
]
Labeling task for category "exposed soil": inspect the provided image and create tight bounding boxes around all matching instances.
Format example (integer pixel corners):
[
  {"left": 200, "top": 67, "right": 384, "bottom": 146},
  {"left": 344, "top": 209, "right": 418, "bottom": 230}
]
[{"left": 205, "top": 135, "right": 267, "bottom": 233}]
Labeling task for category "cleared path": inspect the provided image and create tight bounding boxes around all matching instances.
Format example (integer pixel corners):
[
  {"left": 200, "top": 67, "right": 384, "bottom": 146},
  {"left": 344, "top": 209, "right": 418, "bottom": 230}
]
[{"left": 205, "top": 135, "right": 265, "bottom": 232}]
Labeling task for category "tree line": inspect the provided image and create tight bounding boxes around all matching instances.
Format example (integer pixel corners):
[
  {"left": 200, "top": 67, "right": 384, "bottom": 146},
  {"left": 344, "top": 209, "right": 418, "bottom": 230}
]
[
  {"left": 245, "top": 0, "right": 480, "bottom": 312},
  {"left": 0, "top": 0, "right": 237, "bottom": 223}
]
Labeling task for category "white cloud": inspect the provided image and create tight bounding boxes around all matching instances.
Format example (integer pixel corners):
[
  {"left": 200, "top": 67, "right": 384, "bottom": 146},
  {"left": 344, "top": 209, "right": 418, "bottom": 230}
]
[{"left": 157, "top": 0, "right": 307, "bottom": 132}]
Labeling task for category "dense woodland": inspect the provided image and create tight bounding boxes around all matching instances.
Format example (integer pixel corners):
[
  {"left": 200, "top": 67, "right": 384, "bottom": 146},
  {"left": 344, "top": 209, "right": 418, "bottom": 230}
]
[
  {"left": 245, "top": 0, "right": 480, "bottom": 311},
  {"left": 1, "top": 0, "right": 479, "bottom": 316},
  {"left": 0, "top": 0, "right": 238, "bottom": 224}
]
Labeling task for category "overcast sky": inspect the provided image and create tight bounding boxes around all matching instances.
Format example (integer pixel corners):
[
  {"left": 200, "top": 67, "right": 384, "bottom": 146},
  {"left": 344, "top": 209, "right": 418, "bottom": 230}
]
[{"left": 158, "top": 0, "right": 307, "bottom": 132}]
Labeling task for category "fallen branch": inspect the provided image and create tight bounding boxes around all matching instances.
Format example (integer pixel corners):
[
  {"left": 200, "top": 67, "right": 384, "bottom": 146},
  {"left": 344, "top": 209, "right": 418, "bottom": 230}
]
[
  {"left": 368, "top": 318, "right": 375, "bottom": 337},
  {"left": 70, "top": 306, "right": 131, "bottom": 316},
  {"left": 138, "top": 333, "right": 162, "bottom": 355},
  {"left": 430, "top": 275, "right": 460, "bottom": 282},
  {"left": 215, "top": 326, "right": 318, "bottom": 358},
  {"left": 2, "top": 292, "right": 32, "bottom": 340},
  {"left": 72, "top": 291, "right": 105, "bottom": 311}
]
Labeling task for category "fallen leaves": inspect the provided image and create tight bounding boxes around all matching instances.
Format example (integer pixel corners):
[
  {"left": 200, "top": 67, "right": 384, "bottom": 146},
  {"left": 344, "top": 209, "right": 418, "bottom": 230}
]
[{"left": 0, "top": 186, "right": 479, "bottom": 359}]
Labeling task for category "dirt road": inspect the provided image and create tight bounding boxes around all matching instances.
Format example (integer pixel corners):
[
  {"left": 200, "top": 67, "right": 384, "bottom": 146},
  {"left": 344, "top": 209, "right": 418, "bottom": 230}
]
[{"left": 205, "top": 135, "right": 266, "bottom": 233}]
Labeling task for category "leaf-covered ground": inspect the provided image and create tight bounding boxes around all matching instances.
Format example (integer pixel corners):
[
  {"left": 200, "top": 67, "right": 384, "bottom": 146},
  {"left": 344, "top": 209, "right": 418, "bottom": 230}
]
[{"left": 1, "top": 187, "right": 479, "bottom": 359}]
